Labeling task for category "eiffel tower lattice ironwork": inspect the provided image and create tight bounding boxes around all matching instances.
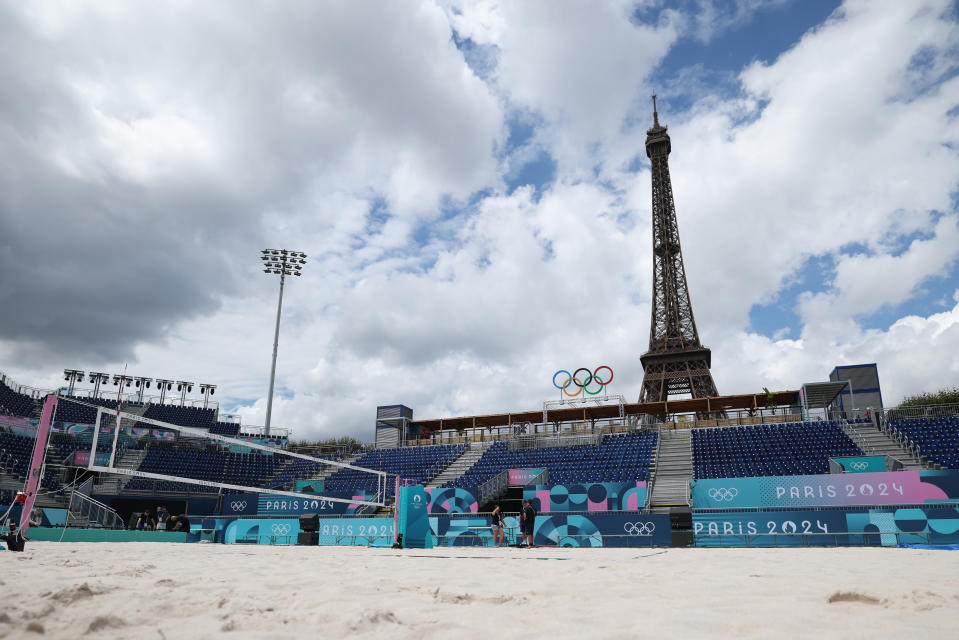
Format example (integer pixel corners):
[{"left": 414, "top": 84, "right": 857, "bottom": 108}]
[{"left": 639, "top": 96, "right": 719, "bottom": 403}]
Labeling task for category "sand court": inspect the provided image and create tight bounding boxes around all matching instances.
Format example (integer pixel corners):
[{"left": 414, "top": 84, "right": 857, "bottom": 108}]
[{"left": 2, "top": 542, "right": 958, "bottom": 639}]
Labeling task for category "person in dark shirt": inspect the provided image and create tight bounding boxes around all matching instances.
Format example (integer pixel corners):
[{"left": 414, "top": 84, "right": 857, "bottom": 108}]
[
  {"left": 522, "top": 500, "right": 536, "bottom": 548},
  {"left": 1, "top": 523, "right": 25, "bottom": 552},
  {"left": 490, "top": 504, "right": 505, "bottom": 547},
  {"left": 136, "top": 510, "right": 156, "bottom": 531},
  {"left": 168, "top": 515, "right": 191, "bottom": 534}
]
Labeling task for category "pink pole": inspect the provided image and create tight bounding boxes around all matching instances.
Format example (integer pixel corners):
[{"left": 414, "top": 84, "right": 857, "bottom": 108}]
[
  {"left": 19, "top": 394, "right": 57, "bottom": 533},
  {"left": 393, "top": 475, "right": 400, "bottom": 541}
]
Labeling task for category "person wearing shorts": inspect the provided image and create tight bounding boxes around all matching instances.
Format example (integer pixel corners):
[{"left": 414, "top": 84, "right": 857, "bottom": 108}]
[
  {"left": 490, "top": 504, "right": 505, "bottom": 547},
  {"left": 521, "top": 500, "right": 536, "bottom": 548}
]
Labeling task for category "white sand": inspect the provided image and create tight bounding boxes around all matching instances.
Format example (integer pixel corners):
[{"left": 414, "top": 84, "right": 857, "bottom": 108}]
[{"left": 2, "top": 543, "right": 958, "bottom": 639}]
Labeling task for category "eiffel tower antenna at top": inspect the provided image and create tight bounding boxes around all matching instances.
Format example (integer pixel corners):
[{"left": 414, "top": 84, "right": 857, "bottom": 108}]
[{"left": 652, "top": 94, "right": 659, "bottom": 127}]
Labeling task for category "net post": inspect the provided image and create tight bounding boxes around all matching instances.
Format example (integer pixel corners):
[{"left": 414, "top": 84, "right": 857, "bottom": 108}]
[{"left": 89, "top": 407, "right": 103, "bottom": 470}]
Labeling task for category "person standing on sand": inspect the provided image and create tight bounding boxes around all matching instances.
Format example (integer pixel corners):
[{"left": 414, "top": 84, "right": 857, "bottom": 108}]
[
  {"left": 490, "top": 504, "right": 505, "bottom": 547},
  {"left": 522, "top": 500, "right": 536, "bottom": 548}
]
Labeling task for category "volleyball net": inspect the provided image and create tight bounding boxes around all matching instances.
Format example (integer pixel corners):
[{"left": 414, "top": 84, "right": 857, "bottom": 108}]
[{"left": 57, "top": 395, "right": 389, "bottom": 507}]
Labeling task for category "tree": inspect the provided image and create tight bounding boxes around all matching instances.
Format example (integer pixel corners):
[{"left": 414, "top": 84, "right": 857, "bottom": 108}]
[{"left": 898, "top": 387, "right": 959, "bottom": 408}]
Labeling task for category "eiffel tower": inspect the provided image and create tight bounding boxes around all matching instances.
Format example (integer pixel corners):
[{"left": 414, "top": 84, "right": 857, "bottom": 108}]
[{"left": 639, "top": 96, "right": 719, "bottom": 402}]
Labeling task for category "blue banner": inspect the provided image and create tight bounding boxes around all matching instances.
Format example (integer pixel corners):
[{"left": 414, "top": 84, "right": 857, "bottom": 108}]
[
  {"left": 224, "top": 518, "right": 300, "bottom": 545},
  {"left": 691, "top": 470, "right": 959, "bottom": 509},
  {"left": 220, "top": 491, "right": 374, "bottom": 516},
  {"left": 693, "top": 506, "right": 959, "bottom": 547},
  {"left": 317, "top": 517, "right": 395, "bottom": 547}
]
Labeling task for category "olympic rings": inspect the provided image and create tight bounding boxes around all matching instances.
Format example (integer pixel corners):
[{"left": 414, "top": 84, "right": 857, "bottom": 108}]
[
  {"left": 271, "top": 523, "right": 291, "bottom": 535},
  {"left": 707, "top": 488, "right": 739, "bottom": 502},
  {"left": 850, "top": 461, "right": 868, "bottom": 471},
  {"left": 552, "top": 366, "right": 614, "bottom": 397},
  {"left": 623, "top": 521, "right": 656, "bottom": 535},
  {"left": 230, "top": 501, "right": 247, "bottom": 511}
]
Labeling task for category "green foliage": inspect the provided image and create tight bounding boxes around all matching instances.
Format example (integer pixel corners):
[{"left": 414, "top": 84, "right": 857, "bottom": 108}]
[
  {"left": 288, "top": 436, "right": 367, "bottom": 451},
  {"left": 898, "top": 387, "right": 959, "bottom": 408}
]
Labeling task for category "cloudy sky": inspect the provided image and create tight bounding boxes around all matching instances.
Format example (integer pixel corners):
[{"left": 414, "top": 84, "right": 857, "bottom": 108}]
[{"left": 1, "top": 0, "right": 957, "bottom": 441}]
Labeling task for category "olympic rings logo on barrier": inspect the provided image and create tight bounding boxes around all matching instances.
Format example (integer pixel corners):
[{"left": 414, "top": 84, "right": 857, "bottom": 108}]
[
  {"left": 707, "top": 488, "right": 739, "bottom": 502},
  {"left": 230, "top": 501, "right": 247, "bottom": 511},
  {"left": 271, "top": 523, "right": 291, "bottom": 535},
  {"left": 623, "top": 522, "right": 656, "bottom": 535},
  {"left": 850, "top": 461, "right": 868, "bottom": 471},
  {"left": 552, "top": 366, "right": 614, "bottom": 397}
]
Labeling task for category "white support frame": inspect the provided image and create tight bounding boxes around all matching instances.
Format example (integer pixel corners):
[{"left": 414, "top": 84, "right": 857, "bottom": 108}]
[{"left": 82, "top": 402, "right": 386, "bottom": 507}]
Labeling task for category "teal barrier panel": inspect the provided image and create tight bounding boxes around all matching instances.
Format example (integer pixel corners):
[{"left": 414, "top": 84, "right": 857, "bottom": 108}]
[
  {"left": 318, "top": 517, "right": 395, "bottom": 546},
  {"left": 398, "top": 485, "right": 432, "bottom": 548},
  {"left": 25, "top": 529, "right": 187, "bottom": 543},
  {"left": 224, "top": 518, "right": 299, "bottom": 545},
  {"left": 833, "top": 456, "right": 886, "bottom": 473}
]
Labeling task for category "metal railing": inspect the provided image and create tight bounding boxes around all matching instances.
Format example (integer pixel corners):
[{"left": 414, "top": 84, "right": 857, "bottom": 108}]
[
  {"left": 839, "top": 419, "right": 872, "bottom": 455},
  {"left": 509, "top": 433, "right": 602, "bottom": 450},
  {"left": 478, "top": 470, "right": 509, "bottom": 506},
  {"left": 881, "top": 403, "right": 959, "bottom": 421},
  {"left": 67, "top": 490, "right": 124, "bottom": 529}
]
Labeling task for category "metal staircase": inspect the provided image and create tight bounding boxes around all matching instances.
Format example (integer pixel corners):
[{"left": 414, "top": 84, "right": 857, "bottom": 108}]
[
  {"left": 93, "top": 449, "right": 147, "bottom": 493},
  {"left": 426, "top": 445, "right": 488, "bottom": 488},
  {"left": 304, "top": 452, "right": 364, "bottom": 484},
  {"left": 648, "top": 428, "right": 693, "bottom": 511},
  {"left": 842, "top": 420, "right": 930, "bottom": 470}
]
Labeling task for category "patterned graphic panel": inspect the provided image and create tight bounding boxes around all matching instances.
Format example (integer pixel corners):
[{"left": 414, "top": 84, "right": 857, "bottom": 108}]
[
  {"left": 429, "top": 512, "right": 671, "bottom": 547},
  {"left": 426, "top": 487, "right": 478, "bottom": 514},
  {"left": 691, "top": 470, "right": 959, "bottom": 509},
  {"left": 523, "top": 482, "right": 648, "bottom": 513}
]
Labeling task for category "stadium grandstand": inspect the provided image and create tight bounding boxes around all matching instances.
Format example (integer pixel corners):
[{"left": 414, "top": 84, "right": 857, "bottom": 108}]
[{"left": 2, "top": 366, "right": 957, "bottom": 550}]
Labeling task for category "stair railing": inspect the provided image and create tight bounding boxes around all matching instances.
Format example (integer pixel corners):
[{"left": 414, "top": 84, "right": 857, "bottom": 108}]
[
  {"left": 478, "top": 470, "right": 509, "bottom": 506},
  {"left": 645, "top": 431, "right": 663, "bottom": 509},
  {"left": 68, "top": 489, "right": 124, "bottom": 529}
]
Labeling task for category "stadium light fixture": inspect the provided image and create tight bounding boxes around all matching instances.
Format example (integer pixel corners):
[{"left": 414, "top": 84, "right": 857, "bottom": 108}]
[
  {"left": 87, "top": 372, "right": 110, "bottom": 398},
  {"left": 176, "top": 380, "right": 194, "bottom": 406},
  {"left": 199, "top": 383, "right": 217, "bottom": 409},
  {"left": 155, "top": 378, "right": 174, "bottom": 405},
  {"left": 63, "top": 369, "right": 84, "bottom": 396},
  {"left": 260, "top": 248, "right": 308, "bottom": 435},
  {"left": 132, "top": 376, "right": 153, "bottom": 403}
]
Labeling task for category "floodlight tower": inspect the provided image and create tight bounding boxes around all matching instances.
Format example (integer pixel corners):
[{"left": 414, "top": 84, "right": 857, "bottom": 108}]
[{"left": 260, "top": 248, "right": 307, "bottom": 436}]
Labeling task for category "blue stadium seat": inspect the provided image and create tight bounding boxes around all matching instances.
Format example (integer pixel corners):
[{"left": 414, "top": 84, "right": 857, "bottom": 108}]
[
  {"left": 692, "top": 421, "right": 862, "bottom": 479},
  {"left": 887, "top": 416, "right": 959, "bottom": 469}
]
